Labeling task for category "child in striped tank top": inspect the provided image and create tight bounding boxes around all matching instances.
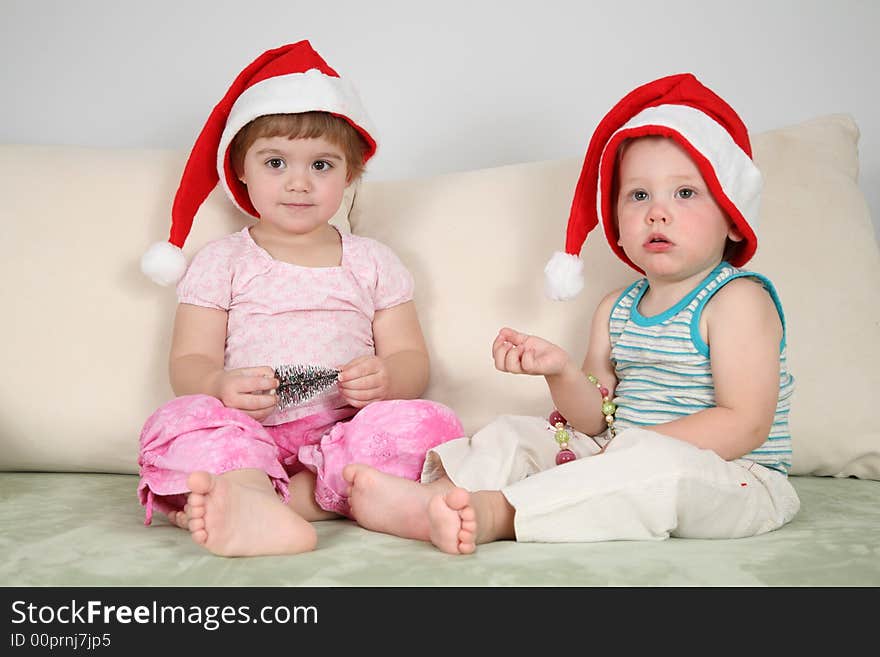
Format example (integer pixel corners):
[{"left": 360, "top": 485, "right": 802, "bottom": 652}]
[{"left": 343, "top": 74, "right": 800, "bottom": 553}]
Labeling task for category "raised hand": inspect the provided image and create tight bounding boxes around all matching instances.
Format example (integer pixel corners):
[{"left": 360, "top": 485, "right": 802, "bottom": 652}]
[{"left": 492, "top": 327, "right": 570, "bottom": 377}]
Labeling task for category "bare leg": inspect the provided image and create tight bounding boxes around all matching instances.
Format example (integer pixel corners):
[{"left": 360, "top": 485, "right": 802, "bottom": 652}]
[
  {"left": 185, "top": 469, "right": 317, "bottom": 557},
  {"left": 286, "top": 470, "right": 340, "bottom": 521},
  {"left": 427, "top": 488, "right": 516, "bottom": 555},
  {"left": 342, "top": 463, "right": 455, "bottom": 540}
]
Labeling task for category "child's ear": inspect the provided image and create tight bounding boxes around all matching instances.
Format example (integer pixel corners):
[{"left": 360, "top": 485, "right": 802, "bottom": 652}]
[{"left": 727, "top": 224, "right": 744, "bottom": 242}]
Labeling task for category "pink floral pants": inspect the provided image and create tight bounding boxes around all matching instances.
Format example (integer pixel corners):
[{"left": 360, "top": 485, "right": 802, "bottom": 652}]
[{"left": 137, "top": 394, "right": 463, "bottom": 524}]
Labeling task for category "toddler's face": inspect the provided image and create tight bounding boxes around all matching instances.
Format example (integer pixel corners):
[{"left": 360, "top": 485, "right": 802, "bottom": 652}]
[
  {"left": 239, "top": 135, "right": 349, "bottom": 237},
  {"left": 614, "top": 137, "right": 742, "bottom": 281}
]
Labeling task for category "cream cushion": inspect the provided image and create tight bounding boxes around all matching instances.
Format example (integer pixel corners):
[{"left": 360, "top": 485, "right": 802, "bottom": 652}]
[
  {"left": 0, "top": 147, "right": 352, "bottom": 473},
  {"left": 352, "top": 114, "right": 880, "bottom": 479},
  {"left": 1, "top": 114, "right": 877, "bottom": 479}
]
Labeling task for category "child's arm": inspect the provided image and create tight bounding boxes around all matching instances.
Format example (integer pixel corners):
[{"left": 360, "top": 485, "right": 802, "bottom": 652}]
[
  {"left": 492, "top": 289, "right": 622, "bottom": 437},
  {"left": 337, "top": 301, "right": 429, "bottom": 407},
  {"left": 169, "top": 303, "right": 278, "bottom": 421},
  {"left": 649, "top": 278, "right": 783, "bottom": 460},
  {"left": 563, "top": 289, "right": 620, "bottom": 434}
]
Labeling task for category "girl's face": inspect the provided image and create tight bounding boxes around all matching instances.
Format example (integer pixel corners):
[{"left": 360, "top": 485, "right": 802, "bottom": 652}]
[
  {"left": 615, "top": 137, "right": 742, "bottom": 282},
  {"left": 239, "top": 135, "right": 349, "bottom": 239}
]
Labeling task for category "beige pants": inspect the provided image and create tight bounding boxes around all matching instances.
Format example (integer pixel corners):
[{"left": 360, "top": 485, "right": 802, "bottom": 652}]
[{"left": 422, "top": 415, "right": 800, "bottom": 543}]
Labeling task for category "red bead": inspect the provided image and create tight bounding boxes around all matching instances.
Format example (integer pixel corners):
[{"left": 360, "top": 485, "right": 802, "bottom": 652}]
[
  {"left": 549, "top": 410, "right": 567, "bottom": 426},
  {"left": 599, "top": 386, "right": 609, "bottom": 398},
  {"left": 555, "top": 449, "right": 576, "bottom": 465}
]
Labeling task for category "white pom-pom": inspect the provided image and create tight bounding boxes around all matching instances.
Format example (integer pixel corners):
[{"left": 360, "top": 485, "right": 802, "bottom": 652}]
[
  {"left": 141, "top": 241, "right": 187, "bottom": 286},
  {"left": 544, "top": 251, "right": 584, "bottom": 301}
]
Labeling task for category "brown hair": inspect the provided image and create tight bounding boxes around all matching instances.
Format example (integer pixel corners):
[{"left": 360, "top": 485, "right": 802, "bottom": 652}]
[{"left": 229, "top": 111, "right": 370, "bottom": 181}]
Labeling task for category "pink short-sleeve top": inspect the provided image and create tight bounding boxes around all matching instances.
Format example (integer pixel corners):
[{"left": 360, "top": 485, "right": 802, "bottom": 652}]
[{"left": 176, "top": 226, "right": 414, "bottom": 425}]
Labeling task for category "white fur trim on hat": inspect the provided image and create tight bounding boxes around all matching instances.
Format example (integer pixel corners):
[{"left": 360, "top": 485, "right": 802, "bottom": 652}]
[
  {"left": 141, "top": 241, "right": 187, "bottom": 286},
  {"left": 544, "top": 251, "right": 584, "bottom": 301}
]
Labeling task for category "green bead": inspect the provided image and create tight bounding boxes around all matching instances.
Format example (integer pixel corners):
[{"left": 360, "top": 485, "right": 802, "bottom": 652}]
[
  {"left": 602, "top": 401, "right": 617, "bottom": 416},
  {"left": 555, "top": 428, "right": 570, "bottom": 445},
  {"left": 587, "top": 374, "right": 598, "bottom": 385}
]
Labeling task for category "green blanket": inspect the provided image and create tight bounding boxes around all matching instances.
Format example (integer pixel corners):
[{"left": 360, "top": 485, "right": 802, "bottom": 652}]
[{"left": 1, "top": 473, "right": 877, "bottom": 586}]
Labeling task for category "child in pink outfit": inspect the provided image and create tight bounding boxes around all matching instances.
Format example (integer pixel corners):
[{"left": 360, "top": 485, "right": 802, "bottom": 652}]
[{"left": 137, "top": 41, "right": 463, "bottom": 557}]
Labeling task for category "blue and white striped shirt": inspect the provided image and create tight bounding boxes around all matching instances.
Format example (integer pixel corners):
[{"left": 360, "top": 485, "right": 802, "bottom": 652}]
[{"left": 608, "top": 262, "right": 795, "bottom": 474}]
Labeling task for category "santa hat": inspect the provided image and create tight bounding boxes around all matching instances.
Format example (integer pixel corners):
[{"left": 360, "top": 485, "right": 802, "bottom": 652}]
[
  {"left": 544, "top": 73, "right": 763, "bottom": 300},
  {"left": 141, "top": 40, "right": 377, "bottom": 285}
]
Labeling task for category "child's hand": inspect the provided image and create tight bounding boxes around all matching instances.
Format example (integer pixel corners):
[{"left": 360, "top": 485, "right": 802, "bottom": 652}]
[
  {"left": 212, "top": 366, "right": 279, "bottom": 422},
  {"left": 492, "top": 327, "right": 570, "bottom": 377},
  {"left": 337, "top": 355, "right": 390, "bottom": 408}
]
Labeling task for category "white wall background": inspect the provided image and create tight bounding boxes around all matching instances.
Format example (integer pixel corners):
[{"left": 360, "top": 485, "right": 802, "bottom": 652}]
[{"left": 3, "top": 0, "right": 878, "bottom": 240}]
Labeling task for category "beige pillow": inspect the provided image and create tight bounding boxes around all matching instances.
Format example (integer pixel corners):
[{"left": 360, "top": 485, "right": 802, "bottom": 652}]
[
  {"left": 1, "top": 115, "right": 876, "bottom": 480},
  {"left": 750, "top": 115, "right": 880, "bottom": 478},
  {"left": 350, "top": 158, "right": 626, "bottom": 434},
  {"left": 351, "top": 114, "right": 880, "bottom": 480},
  {"left": 0, "top": 145, "right": 354, "bottom": 473}
]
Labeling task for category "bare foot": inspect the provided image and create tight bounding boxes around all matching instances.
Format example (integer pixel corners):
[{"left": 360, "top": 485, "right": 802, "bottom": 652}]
[
  {"left": 427, "top": 488, "right": 515, "bottom": 555},
  {"left": 427, "top": 487, "right": 478, "bottom": 554},
  {"left": 167, "top": 509, "right": 188, "bottom": 529},
  {"left": 185, "top": 470, "right": 317, "bottom": 557},
  {"left": 343, "top": 463, "right": 453, "bottom": 540}
]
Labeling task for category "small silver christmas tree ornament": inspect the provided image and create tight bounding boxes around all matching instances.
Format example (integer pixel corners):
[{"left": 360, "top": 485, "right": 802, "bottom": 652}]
[{"left": 274, "top": 364, "right": 340, "bottom": 409}]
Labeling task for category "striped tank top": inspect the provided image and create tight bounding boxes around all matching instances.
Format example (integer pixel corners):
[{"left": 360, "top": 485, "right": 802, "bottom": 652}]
[{"left": 608, "top": 262, "right": 795, "bottom": 473}]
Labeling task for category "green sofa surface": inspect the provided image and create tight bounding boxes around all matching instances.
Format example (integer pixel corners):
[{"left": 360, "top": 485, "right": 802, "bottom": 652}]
[{"left": 1, "top": 472, "right": 877, "bottom": 587}]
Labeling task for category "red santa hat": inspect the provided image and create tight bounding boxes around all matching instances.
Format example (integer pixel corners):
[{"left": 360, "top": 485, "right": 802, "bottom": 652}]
[
  {"left": 544, "top": 73, "right": 763, "bottom": 300},
  {"left": 141, "top": 40, "right": 377, "bottom": 285}
]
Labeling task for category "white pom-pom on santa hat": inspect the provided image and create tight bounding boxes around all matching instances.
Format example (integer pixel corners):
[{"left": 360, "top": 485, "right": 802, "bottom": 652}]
[
  {"left": 544, "top": 251, "right": 584, "bottom": 301},
  {"left": 543, "top": 73, "right": 762, "bottom": 301},
  {"left": 141, "top": 241, "right": 188, "bottom": 286},
  {"left": 140, "top": 40, "right": 377, "bottom": 286}
]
